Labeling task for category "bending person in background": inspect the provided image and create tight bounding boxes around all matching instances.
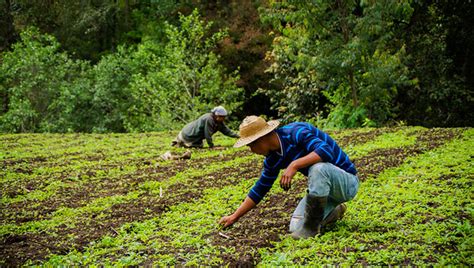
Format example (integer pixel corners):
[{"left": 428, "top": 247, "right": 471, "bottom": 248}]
[
  {"left": 172, "top": 106, "right": 239, "bottom": 148},
  {"left": 219, "top": 116, "right": 359, "bottom": 239}
]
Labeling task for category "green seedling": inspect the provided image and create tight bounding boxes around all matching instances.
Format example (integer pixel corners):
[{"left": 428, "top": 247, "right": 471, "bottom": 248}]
[{"left": 1, "top": 127, "right": 471, "bottom": 266}]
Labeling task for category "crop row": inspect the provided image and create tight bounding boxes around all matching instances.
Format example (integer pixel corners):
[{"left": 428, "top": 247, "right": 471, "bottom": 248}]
[
  {"left": 0, "top": 151, "right": 261, "bottom": 235},
  {"left": 1, "top": 133, "right": 237, "bottom": 193},
  {"left": 0, "top": 153, "right": 262, "bottom": 265},
  {"left": 1, "top": 128, "right": 389, "bottom": 265},
  {"left": 0, "top": 127, "right": 383, "bottom": 223},
  {"left": 1, "top": 127, "right": 469, "bottom": 265},
  {"left": 29, "top": 128, "right": 472, "bottom": 266},
  {"left": 1, "top": 146, "right": 246, "bottom": 203},
  {"left": 1, "top": 149, "right": 251, "bottom": 224}
]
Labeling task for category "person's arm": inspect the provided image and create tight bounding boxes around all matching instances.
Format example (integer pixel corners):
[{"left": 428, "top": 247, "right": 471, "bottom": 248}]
[
  {"left": 220, "top": 160, "right": 279, "bottom": 228},
  {"left": 280, "top": 126, "right": 333, "bottom": 190},
  {"left": 204, "top": 117, "right": 215, "bottom": 147},
  {"left": 220, "top": 123, "right": 239, "bottom": 138},
  {"left": 218, "top": 197, "right": 256, "bottom": 228},
  {"left": 280, "top": 151, "right": 322, "bottom": 190}
]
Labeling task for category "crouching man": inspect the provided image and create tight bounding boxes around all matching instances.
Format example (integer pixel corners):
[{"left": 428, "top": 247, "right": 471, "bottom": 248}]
[
  {"left": 172, "top": 106, "right": 239, "bottom": 148},
  {"left": 218, "top": 116, "right": 359, "bottom": 239}
]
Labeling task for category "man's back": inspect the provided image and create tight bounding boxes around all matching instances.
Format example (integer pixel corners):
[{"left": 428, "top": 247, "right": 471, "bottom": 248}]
[{"left": 181, "top": 113, "right": 213, "bottom": 140}]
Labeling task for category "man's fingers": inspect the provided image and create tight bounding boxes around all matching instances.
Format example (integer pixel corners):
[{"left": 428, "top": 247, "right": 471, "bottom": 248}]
[
  {"left": 280, "top": 176, "right": 287, "bottom": 189},
  {"left": 219, "top": 216, "right": 235, "bottom": 228},
  {"left": 218, "top": 217, "right": 227, "bottom": 225},
  {"left": 280, "top": 175, "right": 291, "bottom": 191}
]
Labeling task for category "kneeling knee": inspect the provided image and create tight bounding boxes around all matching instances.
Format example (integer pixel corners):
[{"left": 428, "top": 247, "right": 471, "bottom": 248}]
[{"left": 309, "top": 162, "right": 332, "bottom": 177}]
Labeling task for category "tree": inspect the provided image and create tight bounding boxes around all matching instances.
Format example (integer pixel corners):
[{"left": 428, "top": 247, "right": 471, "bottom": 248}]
[
  {"left": 87, "top": 45, "right": 143, "bottom": 133},
  {"left": 261, "top": 0, "right": 414, "bottom": 127},
  {"left": 0, "top": 27, "right": 91, "bottom": 132},
  {"left": 396, "top": 0, "right": 474, "bottom": 127},
  {"left": 124, "top": 10, "right": 243, "bottom": 131}
]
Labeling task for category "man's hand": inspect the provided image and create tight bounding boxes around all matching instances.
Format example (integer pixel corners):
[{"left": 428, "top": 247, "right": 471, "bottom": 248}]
[
  {"left": 280, "top": 164, "right": 297, "bottom": 191},
  {"left": 219, "top": 215, "right": 238, "bottom": 228},
  {"left": 219, "top": 197, "right": 255, "bottom": 229}
]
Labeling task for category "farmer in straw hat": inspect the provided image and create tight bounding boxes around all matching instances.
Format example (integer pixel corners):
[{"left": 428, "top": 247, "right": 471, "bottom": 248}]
[
  {"left": 171, "top": 106, "right": 239, "bottom": 148},
  {"left": 219, "top": 116, "right": 359, "bottom": 239}
]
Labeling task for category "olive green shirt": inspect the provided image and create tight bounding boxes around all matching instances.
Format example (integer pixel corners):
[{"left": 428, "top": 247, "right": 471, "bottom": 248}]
[{"left": 180, "top": 113, "right": 239, "bottom": 147}]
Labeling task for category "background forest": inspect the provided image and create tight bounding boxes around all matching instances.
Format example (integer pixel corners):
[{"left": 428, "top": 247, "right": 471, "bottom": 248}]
[{"left": 0, "top": 0, "right": 473, "bottom": 133}]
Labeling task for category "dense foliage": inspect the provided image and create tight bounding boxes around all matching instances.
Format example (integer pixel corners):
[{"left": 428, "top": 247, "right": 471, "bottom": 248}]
[
  {"left": 0, "top": 0, "right": 472, "bottom": 132},
  {"left": 261, "top": 0, "right": 414, "bottom": 127},
  {"left": 260, "top": 0, "right": 473, "bottom": 127},
  {"left": 0, "top": 28, "right": 91, "bottom": 132},
  {"left": 0, "top": 10, "right": 242, "bottom": 132}
]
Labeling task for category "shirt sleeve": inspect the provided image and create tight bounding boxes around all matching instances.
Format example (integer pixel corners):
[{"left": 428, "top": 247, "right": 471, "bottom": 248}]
[
  {"left": 295, "top": 127, "right": 335, "bottom": 162},
  {"left": 204, "top": 117, "right": 215, "bottom": 147},
  {"left": 219, "top": 123, "right": 239, "bottom": 138},
  {"left": 248, "top": 159, "right": 280, "bottom": 204}
]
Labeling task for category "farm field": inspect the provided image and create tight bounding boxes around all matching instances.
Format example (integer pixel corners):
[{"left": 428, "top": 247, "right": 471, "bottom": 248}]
[{"left": 1, "top": 127, "right": 473, "bottom": 266}]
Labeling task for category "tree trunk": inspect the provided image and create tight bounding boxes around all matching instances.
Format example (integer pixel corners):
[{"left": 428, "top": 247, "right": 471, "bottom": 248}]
[
  {"left": 337, "top": 0, "right": 358, "bottom": 107},
  {"left": 349, "top": 70, "right": 358, "bottom": 106}
]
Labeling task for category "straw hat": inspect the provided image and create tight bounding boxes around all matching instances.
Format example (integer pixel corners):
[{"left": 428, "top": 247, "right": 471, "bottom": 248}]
[{"left": 233, "top": 116, "right": 280, "bottom": 148}]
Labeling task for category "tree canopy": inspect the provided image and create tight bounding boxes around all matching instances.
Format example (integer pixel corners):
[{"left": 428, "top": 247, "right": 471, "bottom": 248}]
[{"left": 0, "top": 0, "right": 472, "bottom": 132}]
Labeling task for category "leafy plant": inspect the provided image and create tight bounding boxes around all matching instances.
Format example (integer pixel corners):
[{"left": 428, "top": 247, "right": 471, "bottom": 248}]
[
  {"left": 260, "top": 0, "right": 415, "bottom": 127},
  {"left": 0, "top": 27, "right": 91, "bottom": 132},
  {"left": 125, "top": 10, "right": 243, "bottom": 131}
]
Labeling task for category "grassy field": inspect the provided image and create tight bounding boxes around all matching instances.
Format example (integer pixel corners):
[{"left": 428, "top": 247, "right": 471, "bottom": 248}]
[{"left": 1, "top": 127, "right": 473, "bottom": 266}]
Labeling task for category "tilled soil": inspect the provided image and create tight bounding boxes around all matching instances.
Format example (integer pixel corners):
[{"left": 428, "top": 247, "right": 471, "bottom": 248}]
[
  {"left": 206, "top": 128, "right": 464, "bottom": 266},
  {"left": 1, "top": 150, "right": 249, "bottom": 224},
  {"left": 1, "top": 128, "right": 465, "bottom": 266},
  {"left": 335, "top": 127, "right": 399, "bottom": 148},
  {"left": 0, "top": 152, "right": 259, "bottom": 266},
  {"left": 355, "top": 128, "right": 464, "bottom": 180}
]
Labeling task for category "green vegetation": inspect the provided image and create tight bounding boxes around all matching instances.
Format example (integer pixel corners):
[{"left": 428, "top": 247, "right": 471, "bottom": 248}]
[
  {"left": 1, "top": 127, "right": 472, "bottom": 266},
  {"left": 1, "top": 1, "right": 472, "bottom": 132},
  {"left": 1, "top": 0, "right": 472, "bottom": 266},
  {"left": 0, "top": 11, "right": 242, "bottom": 133}
]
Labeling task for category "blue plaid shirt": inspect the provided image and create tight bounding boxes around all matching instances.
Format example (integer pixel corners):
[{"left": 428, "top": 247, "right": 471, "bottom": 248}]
[{"left": 248, "top": 122, "right": 357, "bottom": 203}]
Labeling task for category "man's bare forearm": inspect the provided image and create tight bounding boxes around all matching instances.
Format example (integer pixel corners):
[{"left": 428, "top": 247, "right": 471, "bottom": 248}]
[{"left": 232, "top": 197, "right": 256, "bottom": 219}]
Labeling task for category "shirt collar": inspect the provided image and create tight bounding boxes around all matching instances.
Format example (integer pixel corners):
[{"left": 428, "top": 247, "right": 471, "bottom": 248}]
[{"left": 275, "top": 132, "right": 284, "bottom": 156}]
